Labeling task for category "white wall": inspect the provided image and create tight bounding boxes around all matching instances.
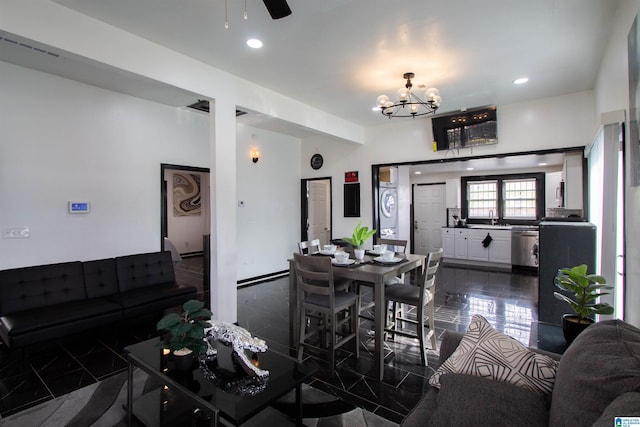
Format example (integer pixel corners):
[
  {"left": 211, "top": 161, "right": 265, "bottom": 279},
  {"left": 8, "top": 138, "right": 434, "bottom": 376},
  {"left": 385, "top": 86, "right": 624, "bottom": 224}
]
[
  {"left": 301, "top": 91, "right": 596, "bottom": 247},
  {"left": 0, "top": 61, "right": 209, "bottom": 269},
  {"left": 594, "top": 0, "right": 640, "bottom": 327},
  {"left": 236, "top": 124, "right": 301, "bottom": 280}
]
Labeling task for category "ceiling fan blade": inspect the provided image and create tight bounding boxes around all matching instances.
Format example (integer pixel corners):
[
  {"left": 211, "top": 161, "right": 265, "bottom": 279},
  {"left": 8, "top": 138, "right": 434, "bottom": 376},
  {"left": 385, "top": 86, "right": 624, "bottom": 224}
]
[{"left": 262, "top": 0, "right": 291, "bottom": 19}]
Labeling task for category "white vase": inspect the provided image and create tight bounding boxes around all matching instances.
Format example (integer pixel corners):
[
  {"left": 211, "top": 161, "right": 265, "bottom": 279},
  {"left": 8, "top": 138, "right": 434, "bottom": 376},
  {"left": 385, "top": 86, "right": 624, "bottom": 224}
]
[{"left": 354, "top": 248, "right": 365, "bottom": 260}]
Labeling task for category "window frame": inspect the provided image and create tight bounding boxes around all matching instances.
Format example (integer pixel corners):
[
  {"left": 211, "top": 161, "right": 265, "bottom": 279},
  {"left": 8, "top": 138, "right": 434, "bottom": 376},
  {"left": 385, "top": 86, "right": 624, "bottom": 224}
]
[{"left": 461, "top": 172, "right": 545, "bottom": 225}]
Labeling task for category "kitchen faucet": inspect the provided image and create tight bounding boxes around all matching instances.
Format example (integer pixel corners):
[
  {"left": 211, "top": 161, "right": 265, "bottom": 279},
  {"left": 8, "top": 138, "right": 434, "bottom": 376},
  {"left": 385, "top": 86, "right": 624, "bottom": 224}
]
[{"left": 489, "top": 210, "right": 497, "bottom": 225}]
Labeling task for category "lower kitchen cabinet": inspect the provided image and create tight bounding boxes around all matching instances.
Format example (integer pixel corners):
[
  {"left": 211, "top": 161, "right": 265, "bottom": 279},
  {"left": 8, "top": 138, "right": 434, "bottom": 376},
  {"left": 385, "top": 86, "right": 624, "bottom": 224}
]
[{"left": 441, "top": 227, "right": 511, "bottom": 266}]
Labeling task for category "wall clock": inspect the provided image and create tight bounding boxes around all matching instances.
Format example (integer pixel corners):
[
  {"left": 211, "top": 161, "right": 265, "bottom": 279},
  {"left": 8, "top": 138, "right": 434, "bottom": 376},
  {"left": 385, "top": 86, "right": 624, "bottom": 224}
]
[{"left": 310, "top": 153, "right": 324, "bottom": 170}]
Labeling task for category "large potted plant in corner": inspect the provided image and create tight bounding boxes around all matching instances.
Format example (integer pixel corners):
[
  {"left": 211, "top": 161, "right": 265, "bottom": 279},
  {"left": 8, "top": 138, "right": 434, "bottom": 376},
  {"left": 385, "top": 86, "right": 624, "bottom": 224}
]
[
  {"left": 553, "top": 264, "right": 613, "bottom": 344},
  {"left": 157, "top": 299, "right": 212, "bottom": 370},
  {"left": 343, "top": 220, "right": 376, "bottom": 260}
]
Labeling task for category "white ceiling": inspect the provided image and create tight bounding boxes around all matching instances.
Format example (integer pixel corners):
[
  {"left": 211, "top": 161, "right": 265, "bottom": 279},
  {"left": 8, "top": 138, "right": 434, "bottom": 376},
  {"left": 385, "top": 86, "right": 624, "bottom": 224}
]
[
  {"left": 0, "top": 0, "right": 614, "bottom": 167},
  {"left": 43, "top": 0, "right": 616, "bottom": 128}
]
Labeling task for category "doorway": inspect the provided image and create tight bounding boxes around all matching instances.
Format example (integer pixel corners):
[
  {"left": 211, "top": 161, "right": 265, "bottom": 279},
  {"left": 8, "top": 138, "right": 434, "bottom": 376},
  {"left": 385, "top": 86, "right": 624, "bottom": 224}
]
[
  {"left": 160, "top": 163, "right": 211, "bottom": 257},
  {"left": 300, "top": 177, "right": 332, "bottom": 245},
  {"left": 412, "top": 183, "right": 446, "bottom": 255}
]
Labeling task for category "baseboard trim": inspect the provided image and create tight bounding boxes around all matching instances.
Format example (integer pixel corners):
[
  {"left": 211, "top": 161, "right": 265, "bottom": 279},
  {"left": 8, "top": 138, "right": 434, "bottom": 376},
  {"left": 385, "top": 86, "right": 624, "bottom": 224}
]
[{"left": 237, "top": 270, "right": 289, "bottom": 288}]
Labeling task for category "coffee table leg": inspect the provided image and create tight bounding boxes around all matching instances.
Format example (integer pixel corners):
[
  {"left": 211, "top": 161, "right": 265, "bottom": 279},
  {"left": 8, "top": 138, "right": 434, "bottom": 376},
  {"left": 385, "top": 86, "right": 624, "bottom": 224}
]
[
  {"left": 127, "top": 362, "right": 133, "bottom": 426},
  {"left": 295, "top": 383, "right": 302, "bottom": 426}
]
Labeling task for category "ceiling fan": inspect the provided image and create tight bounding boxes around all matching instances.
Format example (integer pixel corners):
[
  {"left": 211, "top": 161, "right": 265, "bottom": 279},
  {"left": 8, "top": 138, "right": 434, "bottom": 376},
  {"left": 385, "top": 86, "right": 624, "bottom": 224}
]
[{"left": 262, "top": 0, "right": 291, "bottom": 19}]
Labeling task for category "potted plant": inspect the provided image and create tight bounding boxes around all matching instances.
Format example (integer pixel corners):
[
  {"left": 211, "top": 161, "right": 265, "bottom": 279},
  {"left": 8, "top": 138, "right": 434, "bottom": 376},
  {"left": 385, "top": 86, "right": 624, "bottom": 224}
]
[
  {"left": 343, "top": 220, "right": 376, "bottom": 259},
  {"left": 553, "top": 264, "right": 613, "bottom": 344},
  {"left": 157, "top": 299, "right": 212, "bottom": 369}
]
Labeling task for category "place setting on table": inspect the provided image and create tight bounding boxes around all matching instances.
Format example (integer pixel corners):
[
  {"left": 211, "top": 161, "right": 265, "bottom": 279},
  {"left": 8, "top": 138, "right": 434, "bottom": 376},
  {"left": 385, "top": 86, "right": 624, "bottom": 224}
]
[{"left": 313, "top": 243, "right": 407, "bottom": 268}]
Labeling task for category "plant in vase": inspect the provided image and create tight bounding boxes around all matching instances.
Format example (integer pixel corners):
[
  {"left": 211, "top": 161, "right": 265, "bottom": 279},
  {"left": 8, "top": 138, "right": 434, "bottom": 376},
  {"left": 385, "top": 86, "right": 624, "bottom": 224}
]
[
  {"left": 157, "top": 299, "right": 212, "bottom": 369},
  {"left": 553, "top": 264, "right": 613, "bottom": 344},
  {"left": 343, "top": 220, "right": 376, "bottom": 260}
]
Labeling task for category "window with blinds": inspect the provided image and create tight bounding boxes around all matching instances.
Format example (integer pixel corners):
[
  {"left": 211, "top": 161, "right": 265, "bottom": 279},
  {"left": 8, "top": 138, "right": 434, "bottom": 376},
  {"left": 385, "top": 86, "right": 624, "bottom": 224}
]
[
  {"left": 503, "top": 178, "right": 537, "bottom": 219},
  {"left": 467, "top": 181, "right": 498, "bottom": 218}
]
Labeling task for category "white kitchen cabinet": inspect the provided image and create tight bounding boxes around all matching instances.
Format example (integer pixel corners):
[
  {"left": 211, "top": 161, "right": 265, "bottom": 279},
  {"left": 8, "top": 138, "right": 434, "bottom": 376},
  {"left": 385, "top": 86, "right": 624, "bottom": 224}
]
[
  {"left": 467, "top": 229, "right": 490, "bottom": 261},
  {"left": 454, "top": 228, "right": 468, "bottom": 259},
  {"left": 442, "top": 228, "right": 454, "bottom": 258},
  {"left": 445, "top": 179, "right": 460, "bottom": 208},
  {"left": 545, "top": 171, "right": 563, "bottom": 209},
  {"left": 488, "top": 231, "right": 511, "bottom": 264},
  {"left": 563, "top": 153, "right": 583, "bottom": 210},
  {"left": 442, "top": 227, "right": 511, "bottom": 266}
]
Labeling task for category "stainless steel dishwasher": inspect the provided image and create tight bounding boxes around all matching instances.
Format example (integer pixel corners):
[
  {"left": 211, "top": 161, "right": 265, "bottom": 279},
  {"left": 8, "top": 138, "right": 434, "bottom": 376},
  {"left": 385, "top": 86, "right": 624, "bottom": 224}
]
[{"left": 511, "top": 227, "right": 539, "bottom": 268}]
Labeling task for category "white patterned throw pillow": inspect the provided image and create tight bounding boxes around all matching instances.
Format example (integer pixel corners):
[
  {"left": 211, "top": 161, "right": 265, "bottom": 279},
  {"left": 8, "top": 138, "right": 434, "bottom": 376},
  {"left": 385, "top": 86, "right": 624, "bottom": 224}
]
[{"left": 429, "top": 315, "right": 559, "bottom": 395}]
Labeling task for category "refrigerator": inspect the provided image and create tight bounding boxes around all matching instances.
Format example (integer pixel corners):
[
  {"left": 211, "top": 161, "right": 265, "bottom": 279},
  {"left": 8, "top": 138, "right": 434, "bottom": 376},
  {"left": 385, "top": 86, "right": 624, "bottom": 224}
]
[{"left": 538, "top": 221, "right": 596, "bottom": 325}]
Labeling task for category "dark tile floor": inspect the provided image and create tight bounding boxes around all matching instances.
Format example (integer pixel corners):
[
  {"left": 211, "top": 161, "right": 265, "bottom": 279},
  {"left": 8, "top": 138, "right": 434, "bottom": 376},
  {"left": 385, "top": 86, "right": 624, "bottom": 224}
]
[{"left": 0, "top": 256, "right": 538, "bottom": 423}]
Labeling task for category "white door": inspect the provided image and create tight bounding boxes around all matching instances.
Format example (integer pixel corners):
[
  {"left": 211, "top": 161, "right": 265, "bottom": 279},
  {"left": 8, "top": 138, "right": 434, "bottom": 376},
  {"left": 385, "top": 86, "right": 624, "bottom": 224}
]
[
  {"left": 413, "top": 184, "right": 446, "bottom": 255},
  {"left": 307, "top": 180, "right": 331, "bottom": 246}
]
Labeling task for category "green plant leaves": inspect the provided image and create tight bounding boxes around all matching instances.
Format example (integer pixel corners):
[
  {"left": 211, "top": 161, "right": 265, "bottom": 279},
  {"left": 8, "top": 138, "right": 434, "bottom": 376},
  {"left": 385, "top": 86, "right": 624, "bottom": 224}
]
[
  {"left": 343, "top": 220, "right": 376, "bottom": 248},
  {"left": 156, "top": 299, "right": 212, "bottom": 353},
  {"left": 554, "top": 264, "right": 613, "bottom": 320}
]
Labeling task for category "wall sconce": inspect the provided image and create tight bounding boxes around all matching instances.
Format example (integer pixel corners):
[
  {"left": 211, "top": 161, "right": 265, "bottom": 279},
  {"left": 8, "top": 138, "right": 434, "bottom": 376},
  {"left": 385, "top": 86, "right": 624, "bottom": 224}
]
[{"left": 251, "top": 148, "right": 260, "bottom": 163}]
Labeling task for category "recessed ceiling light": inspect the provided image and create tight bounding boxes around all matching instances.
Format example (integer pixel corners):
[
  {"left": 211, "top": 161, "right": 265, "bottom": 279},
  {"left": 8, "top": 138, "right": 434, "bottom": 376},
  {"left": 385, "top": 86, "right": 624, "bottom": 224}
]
[
  {"left": 538, "top": 162, "right": 548, "bottom": 166},
  {"left": 414, "top": 171, "right": 422, "bottom": 175},
  {"left": 466, "top": 167, "right": 474, "bottom": 171},
  {"left": 513, "top": 77, "right": 529, "bottom": 85},
  {"left": 247, "top": 38, "right": 263, "bottom": 49}
]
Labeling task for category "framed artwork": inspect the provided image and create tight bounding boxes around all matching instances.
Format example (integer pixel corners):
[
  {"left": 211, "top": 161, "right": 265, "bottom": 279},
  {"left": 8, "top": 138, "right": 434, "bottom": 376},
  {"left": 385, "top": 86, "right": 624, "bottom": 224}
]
[
  {"left": 628, "top": 11, "right": 640, "bottom": 186},
  {"left": 173, "top": 173, "right": 202, "bottom": 216}
]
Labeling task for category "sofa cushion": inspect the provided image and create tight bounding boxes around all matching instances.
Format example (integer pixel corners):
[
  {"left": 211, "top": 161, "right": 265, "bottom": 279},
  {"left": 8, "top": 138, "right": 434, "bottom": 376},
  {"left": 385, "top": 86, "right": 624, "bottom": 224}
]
[
  {"left": 429, "top": 315, "right": 558, "bottom": 395},
  {"left": 83, "top": 258, "right": 119, "bottom": 298},
  {"left": 116, "top": 251, "right": 176, "bottom": 291},
  {"left": 428, "top": 373, "right": 549, "bottom": 427},
  {"left": 591, "top": 392, "right": 640, "bottom": 427},
  {"left": 0, "top": 261, "right": 86, "bottom": 315},
  {"left": 549, "top": 320, "right": 640, "bottom": 427}
]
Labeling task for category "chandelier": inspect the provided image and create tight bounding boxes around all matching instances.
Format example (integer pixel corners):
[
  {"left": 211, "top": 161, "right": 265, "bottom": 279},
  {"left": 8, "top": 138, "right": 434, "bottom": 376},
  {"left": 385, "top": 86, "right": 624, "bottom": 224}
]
[{"left": 376, "top": 72, "right": 441, "bottom": 118}]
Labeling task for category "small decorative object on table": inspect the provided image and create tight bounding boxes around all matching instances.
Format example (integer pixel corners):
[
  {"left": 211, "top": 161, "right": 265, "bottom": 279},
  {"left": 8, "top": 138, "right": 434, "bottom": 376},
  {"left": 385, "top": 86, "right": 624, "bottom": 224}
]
[
  {"left": 200, "top": 320, "right": 269, "bottom": 396},
  {"left": 156, "top": 299, "right": 212, "bottom": 370},
  {"left": 343, "top": 220, "right": 376, "bottom": 260},
  {"left": 554, "top": 264, "right": 613, "bottom": 344}
]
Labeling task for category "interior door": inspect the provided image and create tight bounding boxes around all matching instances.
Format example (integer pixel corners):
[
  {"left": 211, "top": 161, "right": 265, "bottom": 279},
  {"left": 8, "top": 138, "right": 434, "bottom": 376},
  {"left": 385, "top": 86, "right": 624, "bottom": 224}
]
[
  {"left": 307, "top": 179, "right": 331, "bottom": 246},
  {"left": 413, "top": 183, "right": 446, "bottom": 255}
]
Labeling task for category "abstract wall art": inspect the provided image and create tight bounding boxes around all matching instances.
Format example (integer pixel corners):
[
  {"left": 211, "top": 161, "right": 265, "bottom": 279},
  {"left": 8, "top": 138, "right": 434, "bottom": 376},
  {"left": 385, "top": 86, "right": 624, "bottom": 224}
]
[{"left": 173, "top": 173, "right": 201, "bottom": 216}]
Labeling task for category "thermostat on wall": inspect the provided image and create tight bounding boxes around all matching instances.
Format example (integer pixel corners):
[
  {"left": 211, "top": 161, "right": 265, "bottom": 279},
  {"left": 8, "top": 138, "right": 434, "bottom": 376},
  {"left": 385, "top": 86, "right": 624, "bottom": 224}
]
[{"left": 69, "top": 201, "right": 90, "bottom": 213}]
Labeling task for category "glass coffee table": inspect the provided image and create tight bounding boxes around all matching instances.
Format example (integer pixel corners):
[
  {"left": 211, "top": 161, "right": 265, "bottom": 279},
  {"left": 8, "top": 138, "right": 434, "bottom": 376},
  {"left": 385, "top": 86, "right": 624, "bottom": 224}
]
[{"left": 125, "top": 337, "right": 316, "bottom": 426}]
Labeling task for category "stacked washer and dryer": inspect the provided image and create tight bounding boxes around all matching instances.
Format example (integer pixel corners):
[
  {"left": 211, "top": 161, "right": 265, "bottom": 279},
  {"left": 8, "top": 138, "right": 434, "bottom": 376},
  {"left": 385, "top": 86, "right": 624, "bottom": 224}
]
[{"left": 379, "top": 167, "right": 398, "bottom": 239}]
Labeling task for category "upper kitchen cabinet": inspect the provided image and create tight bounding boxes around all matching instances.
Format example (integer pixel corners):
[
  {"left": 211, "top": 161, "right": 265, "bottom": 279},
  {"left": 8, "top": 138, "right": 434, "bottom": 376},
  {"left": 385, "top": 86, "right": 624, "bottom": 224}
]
[
  {"left": 445, "top": 178, "right": 460, "bottom": 208},
  {"left": 563, "top": 152, "right": 583, "bottom": 210}
]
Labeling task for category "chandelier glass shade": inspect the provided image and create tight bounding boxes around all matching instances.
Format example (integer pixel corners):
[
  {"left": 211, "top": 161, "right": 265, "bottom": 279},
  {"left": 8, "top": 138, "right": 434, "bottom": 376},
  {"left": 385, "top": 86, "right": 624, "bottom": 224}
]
[{"left": 376, "top": 72, "right": 441, "bottom": 118}]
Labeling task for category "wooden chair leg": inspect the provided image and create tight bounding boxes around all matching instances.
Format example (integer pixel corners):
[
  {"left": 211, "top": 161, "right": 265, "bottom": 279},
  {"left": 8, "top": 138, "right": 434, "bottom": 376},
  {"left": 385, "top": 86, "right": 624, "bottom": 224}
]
[
  {"left": 353, "top": 299, "right": 360, "bottom": 359},
  {"left": 417, "top": 304, "right": 427, "bottom": 367},
  {"left": 298, "top": 307, "right": 307, "bottom": 362},
  {"left": 329, "top": 312, "right": 336, "bottom": 376},
  {"left": 428, "top": 297, "right": 437, "bottom": 350}
]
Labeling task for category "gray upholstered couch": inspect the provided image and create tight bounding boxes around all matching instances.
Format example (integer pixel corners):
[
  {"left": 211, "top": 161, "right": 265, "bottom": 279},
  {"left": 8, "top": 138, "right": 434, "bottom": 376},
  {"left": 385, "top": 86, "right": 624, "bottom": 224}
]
[{"left": 402, "top": 319, "right": 640, "bottom": 426}]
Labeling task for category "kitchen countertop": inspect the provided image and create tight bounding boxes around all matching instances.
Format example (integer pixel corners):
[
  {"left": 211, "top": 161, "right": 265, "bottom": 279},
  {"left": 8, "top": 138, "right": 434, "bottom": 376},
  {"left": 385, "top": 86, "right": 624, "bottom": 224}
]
[{"left": 443, "top": 225, "right": 539, "bottom": 230}]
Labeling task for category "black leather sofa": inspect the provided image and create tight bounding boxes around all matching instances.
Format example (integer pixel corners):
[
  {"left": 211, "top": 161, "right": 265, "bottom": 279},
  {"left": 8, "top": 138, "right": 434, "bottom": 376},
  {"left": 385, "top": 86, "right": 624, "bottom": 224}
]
[{"left": 0, "top": 251, "right": 198, "bottom": 349}]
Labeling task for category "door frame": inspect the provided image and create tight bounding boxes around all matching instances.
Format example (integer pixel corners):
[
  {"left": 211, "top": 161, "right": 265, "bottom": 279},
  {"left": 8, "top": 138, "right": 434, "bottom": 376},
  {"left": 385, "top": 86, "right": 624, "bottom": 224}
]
[
  {"left": 160, "top": 163, "right": 211, "bottom": 252},
  {"left": 300, "top": 177, "right": 332, "bottom": 242}
]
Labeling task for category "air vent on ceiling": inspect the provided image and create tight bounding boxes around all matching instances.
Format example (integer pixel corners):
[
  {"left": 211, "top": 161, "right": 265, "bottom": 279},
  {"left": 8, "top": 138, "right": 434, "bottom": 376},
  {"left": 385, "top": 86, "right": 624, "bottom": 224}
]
[{"left": 186, "top": 100, "right": 247, "bottom": 117}]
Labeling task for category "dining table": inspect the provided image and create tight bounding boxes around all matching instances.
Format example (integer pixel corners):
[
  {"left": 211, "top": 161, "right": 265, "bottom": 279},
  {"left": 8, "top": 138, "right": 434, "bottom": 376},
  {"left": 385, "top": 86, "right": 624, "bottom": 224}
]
[{"left": 288, "top": 252, "right": 426, "bottom": 381}]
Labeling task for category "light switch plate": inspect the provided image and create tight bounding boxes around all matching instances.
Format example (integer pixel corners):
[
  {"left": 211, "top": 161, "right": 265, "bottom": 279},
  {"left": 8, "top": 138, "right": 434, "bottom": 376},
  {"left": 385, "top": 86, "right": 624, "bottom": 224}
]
[{"left": 2, "top": 226, "right": 30, "bottom": 239}]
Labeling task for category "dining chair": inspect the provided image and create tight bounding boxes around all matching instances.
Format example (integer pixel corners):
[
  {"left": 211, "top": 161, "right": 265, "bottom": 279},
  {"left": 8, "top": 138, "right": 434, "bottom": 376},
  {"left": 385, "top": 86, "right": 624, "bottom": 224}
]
[
  {"left": 298, "top": 239, "right": 322, "bottom": 255},
  {"left": 384, "top": 248, "right": 442, "bottom": 366},
  {"left": 377, "top": 238, "right": 408, "bottom": 285},
  {"left": 293, "top": 253, "right": 360, "bottom": 376},
  {"left": 357, "top": 238, "right": 409, "bottom": 325}
]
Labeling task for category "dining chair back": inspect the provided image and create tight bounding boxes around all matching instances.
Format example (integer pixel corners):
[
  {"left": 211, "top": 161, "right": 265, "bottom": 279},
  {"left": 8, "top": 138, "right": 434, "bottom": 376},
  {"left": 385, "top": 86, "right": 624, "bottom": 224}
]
[
  {"left": 377, "top": 238, "right": 408, "bottom": 254},
  {"left": 384, "top": 248, "right": 442, "bottom": 366},
  {"left": 293, "top": 253, "right": 359, "bottom": 375},
  {"left": 298, "top": 239, "right": 322, "bottom": 255}
]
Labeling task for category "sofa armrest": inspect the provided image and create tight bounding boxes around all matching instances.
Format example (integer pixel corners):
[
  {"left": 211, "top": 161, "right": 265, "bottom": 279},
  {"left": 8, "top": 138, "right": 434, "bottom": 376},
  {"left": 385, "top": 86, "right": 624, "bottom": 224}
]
[{"left": 439, "top": 330, "right": 464, "bottom": 364}]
